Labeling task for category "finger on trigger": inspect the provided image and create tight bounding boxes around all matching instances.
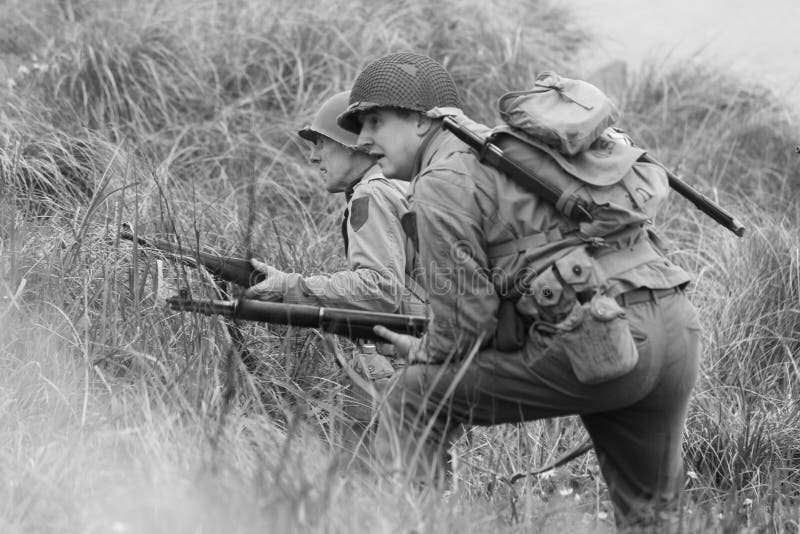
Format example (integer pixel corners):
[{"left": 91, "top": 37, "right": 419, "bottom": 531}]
[{"left": 373, "top": 325, "right": 392, "bottom": 342}]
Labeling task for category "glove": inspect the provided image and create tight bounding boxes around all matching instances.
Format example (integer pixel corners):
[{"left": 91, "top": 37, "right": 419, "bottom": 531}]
[{"left": 244, "top": 259, "right": 296, "bottom": 301}]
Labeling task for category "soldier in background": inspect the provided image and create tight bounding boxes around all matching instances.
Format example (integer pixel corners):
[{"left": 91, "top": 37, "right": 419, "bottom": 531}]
[
  {"left": 337, "top": 52, "right": 702, "bottom": 530},
  {"left": 245, "top": 90, "right": 425, "bottom": 458}
]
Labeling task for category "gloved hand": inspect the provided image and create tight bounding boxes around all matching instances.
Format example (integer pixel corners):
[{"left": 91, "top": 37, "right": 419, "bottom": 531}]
[{"left": 244, "top": 259, "right": 297, "bottom": 301}]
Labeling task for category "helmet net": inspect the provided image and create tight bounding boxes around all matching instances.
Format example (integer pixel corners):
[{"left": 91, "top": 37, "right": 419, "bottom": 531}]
[{"left": 350, "top": 52, "right": 461, "bottom": 111}]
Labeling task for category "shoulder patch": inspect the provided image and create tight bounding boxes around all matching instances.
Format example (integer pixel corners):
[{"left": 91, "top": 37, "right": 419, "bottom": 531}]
[
  {"left": 400, "top": 211, "right": 418, "bottom": 252},
  {"left": 349, "top": 196, "right": 370, "bottom": 232}
]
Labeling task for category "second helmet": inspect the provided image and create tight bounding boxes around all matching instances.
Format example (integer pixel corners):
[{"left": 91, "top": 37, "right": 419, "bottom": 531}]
[{"left": 298, "top": 91, "right": 359, "bottom": 148}]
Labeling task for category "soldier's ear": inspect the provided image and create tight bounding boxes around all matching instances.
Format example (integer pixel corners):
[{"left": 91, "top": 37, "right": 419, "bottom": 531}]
[{"left": 414, "top": 112, "right": 433, "bottom": 137}]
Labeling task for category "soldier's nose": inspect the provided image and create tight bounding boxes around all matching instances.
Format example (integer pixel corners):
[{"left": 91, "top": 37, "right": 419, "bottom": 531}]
[{"left": 357, "top": 133, "right": 373, "bottom": 151}]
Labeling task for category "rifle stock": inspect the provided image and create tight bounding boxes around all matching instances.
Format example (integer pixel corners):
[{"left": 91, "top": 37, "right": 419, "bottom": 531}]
[
  {"left": 119, "top": 229, "right": 265, "bottom": 287},
  {"left": 166, "top": 291, "right": 428, "bottom": 342}
]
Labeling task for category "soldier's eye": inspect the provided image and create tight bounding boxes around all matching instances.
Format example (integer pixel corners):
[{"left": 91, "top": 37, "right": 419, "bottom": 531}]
[{"left": 364, "top": 115, "right": 380, "bottom": 129}]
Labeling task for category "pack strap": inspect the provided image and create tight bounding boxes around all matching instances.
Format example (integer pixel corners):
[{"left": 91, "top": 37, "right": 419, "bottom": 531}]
[
  {"left": 487, "top": 227, "right": 577, "bottom": 259},
  {"left": 485, "top": 223, "right": 648, "bottom": 261}
]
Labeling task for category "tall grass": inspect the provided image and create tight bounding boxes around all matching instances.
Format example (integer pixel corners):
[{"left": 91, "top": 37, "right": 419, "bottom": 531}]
[{"left": 2, "top": 0, "right": 800, "bottom": 532}]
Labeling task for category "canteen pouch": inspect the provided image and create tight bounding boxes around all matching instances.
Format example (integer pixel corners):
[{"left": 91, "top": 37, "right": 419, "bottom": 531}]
[{"left": 551, "top": 294, "right": 638, "bottom": 384}]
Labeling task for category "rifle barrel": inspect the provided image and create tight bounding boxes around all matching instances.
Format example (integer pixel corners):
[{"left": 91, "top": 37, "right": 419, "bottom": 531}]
[
  {"left": 166, "top": 296, "right": 428, "bottom": 341},
  {"left": 640, "top": 154, "right": 746, "bottom": 237}
]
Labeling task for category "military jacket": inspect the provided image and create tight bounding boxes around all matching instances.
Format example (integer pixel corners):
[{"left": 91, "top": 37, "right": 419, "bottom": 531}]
[
  {"left": 281, "top": 165, "right": 425, "bottom": 314},
  {"left": 407, "top": 128, "right": 690, "bottom": 362}
]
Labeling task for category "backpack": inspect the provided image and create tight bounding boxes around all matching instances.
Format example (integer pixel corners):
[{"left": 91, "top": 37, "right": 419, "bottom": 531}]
[{"left": 432, "top": 71, "right": 671, "bottom": 239}]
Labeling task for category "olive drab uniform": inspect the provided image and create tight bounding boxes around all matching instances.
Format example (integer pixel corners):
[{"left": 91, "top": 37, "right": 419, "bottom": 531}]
[
  {"left": 266, "top": 164, "right": 425, "bottom": 453},
  {"left": 274, "top": 165, "right": 423, "bottom": 317},
  {"left": 381, "top": 126, "right": 701, "bottom": 527}
]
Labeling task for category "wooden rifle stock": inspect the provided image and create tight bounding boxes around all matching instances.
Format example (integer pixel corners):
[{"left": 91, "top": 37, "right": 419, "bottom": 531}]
[{"left": 119, "top": 229, "right": 265, "bottom": 287}]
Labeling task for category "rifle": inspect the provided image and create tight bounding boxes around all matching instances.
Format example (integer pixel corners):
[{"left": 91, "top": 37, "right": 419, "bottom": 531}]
[
  {"left": 442, "top": 116, "right": 746, "bottom": 237},
  {"left": 166, "top": 290, "right": 428, "bottom": 342},
  {"left": 119, "top": 226, "right": 265, "bottom": 287},
  {"left": 638, "top": 153, "right": 746, "bottom": 237}
]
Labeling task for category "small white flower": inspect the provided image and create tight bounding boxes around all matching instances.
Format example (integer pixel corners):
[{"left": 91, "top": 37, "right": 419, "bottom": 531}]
[
  {"left": 597, "top": 512, "right": 608, "bottom": 520},
  {"left": 558, "top": 487, "right": 573, "bottom": 496},
  {"left": 743, "top": 498, "right": 753, "bottom": 506},
  {"left": 686, "top": 470, "right": 698, "bottom": 480}
]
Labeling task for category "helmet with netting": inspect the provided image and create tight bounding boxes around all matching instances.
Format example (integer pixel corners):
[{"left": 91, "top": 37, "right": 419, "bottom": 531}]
[{"left": 337, "top": 52, "right": 461, "bottom": 133}]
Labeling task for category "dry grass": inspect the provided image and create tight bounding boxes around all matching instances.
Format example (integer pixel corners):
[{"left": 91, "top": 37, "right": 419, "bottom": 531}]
[{"left": 2, "top": 0, "right": 800, "bottom": 532}]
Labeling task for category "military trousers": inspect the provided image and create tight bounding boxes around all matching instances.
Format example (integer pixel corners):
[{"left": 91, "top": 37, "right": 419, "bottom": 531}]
[
  {"left": 335, "top": 344, "right": 399, "bottom": 465},
  {"left": 376, "top": 289, "right": 702, "bottom": 527}
]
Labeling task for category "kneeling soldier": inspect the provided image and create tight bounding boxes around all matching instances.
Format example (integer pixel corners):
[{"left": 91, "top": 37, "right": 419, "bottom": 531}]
[
  {"left": 246, "top": 91, "right": 426, "bottom": 457},
  {"left": 338, "top": 53, "right": 702, "bottom": 530}
]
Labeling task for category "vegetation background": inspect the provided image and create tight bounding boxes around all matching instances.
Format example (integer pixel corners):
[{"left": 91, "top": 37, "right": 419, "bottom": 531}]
[{"left": 1, "top": 0, "right": 798, "bottom": 532}]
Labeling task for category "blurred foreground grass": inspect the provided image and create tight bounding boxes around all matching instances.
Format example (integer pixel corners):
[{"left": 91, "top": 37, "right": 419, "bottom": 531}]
[{"left": 1, "top": 0, "right": 799, "bottom": 532}]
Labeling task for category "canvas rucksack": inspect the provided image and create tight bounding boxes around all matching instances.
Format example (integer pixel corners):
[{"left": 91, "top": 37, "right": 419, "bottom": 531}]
[{"left": 431, "top": 71, "right": 672, "bottom": 239}]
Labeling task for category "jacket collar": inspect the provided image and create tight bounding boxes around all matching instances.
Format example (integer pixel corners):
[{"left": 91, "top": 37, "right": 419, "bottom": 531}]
[
  {"left": 411, "top": 124, "right": 448, "bottom": 178},
  {"left": 411, "top": 123, "right": 470, "bottom": 179}
]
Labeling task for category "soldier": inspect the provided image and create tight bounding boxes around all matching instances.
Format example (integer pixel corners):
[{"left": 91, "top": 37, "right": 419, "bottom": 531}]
[
  {"left": 245, "top": 90, "right": 425, "bottom": 456},
  {"left": 337, "top": 52, "right": 702, "bottom": 530}
]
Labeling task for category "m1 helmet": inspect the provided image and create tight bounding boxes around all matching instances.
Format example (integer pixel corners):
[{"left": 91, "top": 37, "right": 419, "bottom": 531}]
[
  {"left": 298, "top": 91, "right": 359, "bottom": 148},
  {"left": 337, "top": 52, "right": 461, "bottom": 133}
]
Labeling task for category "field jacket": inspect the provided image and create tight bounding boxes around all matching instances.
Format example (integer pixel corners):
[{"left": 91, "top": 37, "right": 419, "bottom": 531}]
[
  {"left": 281, "top": 165, "right": 425, "bottom": 315},
  {"left": 407, "top": 127, "right": 690, "bottom": 363}
]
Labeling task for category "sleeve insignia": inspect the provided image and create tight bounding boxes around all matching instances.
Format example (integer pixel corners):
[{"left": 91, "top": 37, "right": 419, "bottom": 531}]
[
  {"left": 349, "top": 196, "right": 370, "bottom": 232},
  {"left": 400, "top": 211, "right": 418, "bottom": 252}
]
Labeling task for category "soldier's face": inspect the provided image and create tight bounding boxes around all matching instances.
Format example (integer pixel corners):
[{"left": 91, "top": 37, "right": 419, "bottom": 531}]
[
  {"left": 308, "top": 135, "right": 363, "bottom": 193},
  {"left": 356, "top": 109, "right": 427, "bottom": 181}
]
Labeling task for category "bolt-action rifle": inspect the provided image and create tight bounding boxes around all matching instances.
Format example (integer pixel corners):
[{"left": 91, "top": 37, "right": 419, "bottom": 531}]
[
  {"left": 166, "top": 290, "right": 427, "bottom": 342},
  {"left": 442, "top": 116, "right": 746, "bottom": 237},
  {"left": 119, "top": 226, "right": 265, "bottom": 287}
]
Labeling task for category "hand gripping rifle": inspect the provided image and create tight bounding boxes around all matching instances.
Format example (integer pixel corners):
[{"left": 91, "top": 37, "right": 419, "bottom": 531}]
[
  {"left": 166, "top": 290, "right": 428, "bottom": 342},
  {"left": 118, "top": 225, "right": 267, "bottom": 372},
  {"left": 442, "top": 116, "right": 746, "bottom": 237},
  {"left": 119, "top": 226, "right": 265, "bottom": 287}
]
